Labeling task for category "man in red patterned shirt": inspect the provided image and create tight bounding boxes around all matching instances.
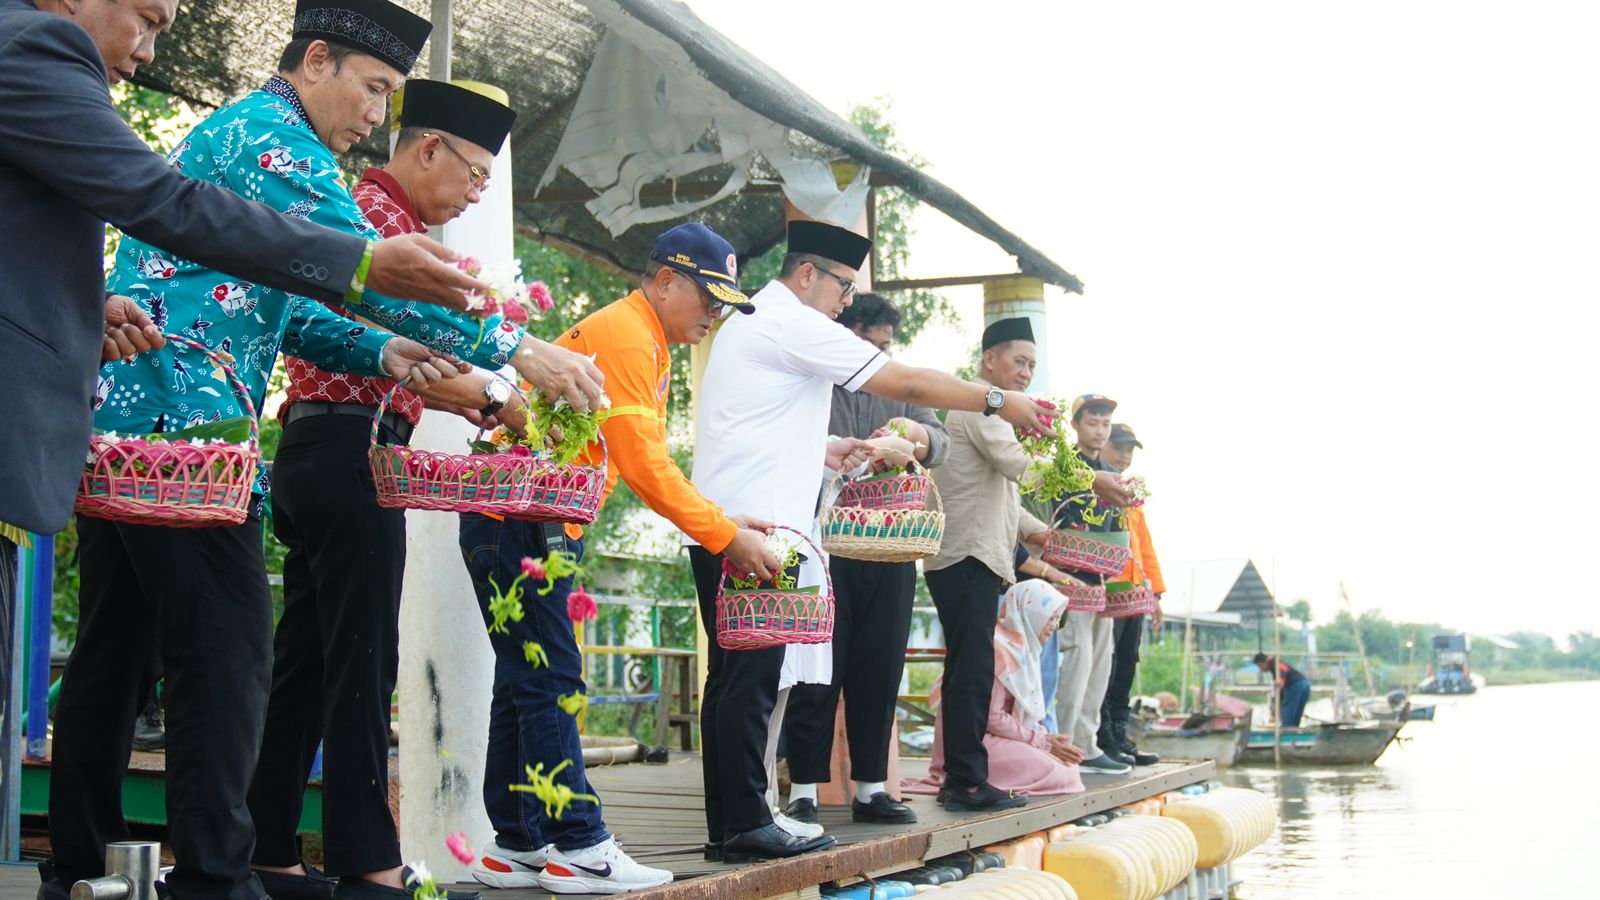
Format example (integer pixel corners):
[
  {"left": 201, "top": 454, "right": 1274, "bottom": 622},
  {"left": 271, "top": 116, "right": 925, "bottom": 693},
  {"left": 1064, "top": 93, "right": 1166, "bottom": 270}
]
[{"left": 248, "top": 79, "right": 522, "bottom": 900}]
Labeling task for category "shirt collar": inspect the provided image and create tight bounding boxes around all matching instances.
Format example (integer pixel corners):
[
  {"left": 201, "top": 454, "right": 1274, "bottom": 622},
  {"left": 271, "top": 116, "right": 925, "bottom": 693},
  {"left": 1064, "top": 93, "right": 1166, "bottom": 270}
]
[
  {"left": 261, "top": 75, "right": 311, "bottom": 127},
  {"left": 624, "top": 290, "right": 668, "bottom": 358},
  {"left": 358, "top": 167, "right": 424, "bottom": 231}
]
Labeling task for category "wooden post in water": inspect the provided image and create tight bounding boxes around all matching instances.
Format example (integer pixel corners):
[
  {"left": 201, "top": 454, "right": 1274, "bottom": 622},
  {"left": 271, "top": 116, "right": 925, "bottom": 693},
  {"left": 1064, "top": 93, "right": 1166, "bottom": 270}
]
[{"left": 1271, "top": 560, "right": 1282, "bottom": 767}]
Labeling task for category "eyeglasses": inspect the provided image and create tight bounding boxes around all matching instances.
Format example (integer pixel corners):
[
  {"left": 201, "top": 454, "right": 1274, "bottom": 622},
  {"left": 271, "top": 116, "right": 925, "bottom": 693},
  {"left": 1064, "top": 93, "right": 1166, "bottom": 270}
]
[
  {"left": 809, "top": 261, "right": 857, "bottom": 300},
  {"left": 427, "top": 133, "right": 489, "bottom": 191},
  {"left": 674, "top": 270, "right": 734, "bottom": 319}
]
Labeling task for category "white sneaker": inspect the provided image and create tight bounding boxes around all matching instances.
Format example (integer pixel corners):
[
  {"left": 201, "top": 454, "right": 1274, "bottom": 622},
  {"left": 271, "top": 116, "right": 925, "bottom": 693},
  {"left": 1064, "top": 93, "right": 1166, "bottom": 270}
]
[
  {"left": 472, "top": 840, "right": 549, "bottom": 889},
  {"left": 537, "top": 838, "right": 673, "bottom": 894},
  {"left": 772, "top": 809, "right": 825, "bottom": 840}
]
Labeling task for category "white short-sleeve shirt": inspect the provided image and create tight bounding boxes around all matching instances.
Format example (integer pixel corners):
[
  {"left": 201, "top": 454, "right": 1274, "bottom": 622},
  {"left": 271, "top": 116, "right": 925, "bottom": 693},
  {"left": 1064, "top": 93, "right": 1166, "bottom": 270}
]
[{"left": 689, "top": 280, "right": 887, "bottom": 540}]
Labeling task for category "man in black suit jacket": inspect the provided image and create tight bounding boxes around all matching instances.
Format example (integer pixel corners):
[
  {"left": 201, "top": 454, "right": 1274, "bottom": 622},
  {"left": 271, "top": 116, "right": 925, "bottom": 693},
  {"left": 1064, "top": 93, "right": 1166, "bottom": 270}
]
[{"left": 0, "top": 3, "right": 588, "bottom": 899}]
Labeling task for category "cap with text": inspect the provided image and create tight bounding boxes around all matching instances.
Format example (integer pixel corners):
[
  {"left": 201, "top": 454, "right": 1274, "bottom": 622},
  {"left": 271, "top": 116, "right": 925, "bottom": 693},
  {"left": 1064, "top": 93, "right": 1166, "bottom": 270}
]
[{"left": 650, "top": 223, "right": 752, "bottom": 313}]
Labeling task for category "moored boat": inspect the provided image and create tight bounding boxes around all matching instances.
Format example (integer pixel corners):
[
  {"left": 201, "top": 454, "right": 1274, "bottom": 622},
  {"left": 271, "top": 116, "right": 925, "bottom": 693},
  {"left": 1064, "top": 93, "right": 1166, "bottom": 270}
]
[{"left": 1239, "top": 719, "right": 1404, "bottom": 766}]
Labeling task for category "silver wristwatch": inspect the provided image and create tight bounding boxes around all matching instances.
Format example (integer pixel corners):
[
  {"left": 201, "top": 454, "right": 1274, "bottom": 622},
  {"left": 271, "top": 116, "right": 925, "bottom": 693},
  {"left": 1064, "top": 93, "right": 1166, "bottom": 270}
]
[
  {"left": 982, "top": 387, "right": 1005, "bottom": 417},
  {"left": 480, "top": 379, "right": 512, "bottom": 417}
]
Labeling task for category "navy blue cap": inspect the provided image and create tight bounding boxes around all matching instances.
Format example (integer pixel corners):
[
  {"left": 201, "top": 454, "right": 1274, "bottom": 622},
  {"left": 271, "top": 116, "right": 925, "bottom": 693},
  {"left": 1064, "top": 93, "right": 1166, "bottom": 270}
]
[{"left": 650, "top": 223, "right": 753, "bottom": 314}]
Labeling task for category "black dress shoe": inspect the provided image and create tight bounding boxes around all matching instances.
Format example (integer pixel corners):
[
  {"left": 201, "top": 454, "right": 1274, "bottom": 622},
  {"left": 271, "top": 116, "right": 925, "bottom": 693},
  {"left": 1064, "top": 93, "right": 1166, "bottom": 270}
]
[
  {"left": 256, "top": 865, "right": 335, "bottom": 900},
  {"left": 784, "top": 797, "right": 818, "bottom": 824},
  {"left": 939, "top": 781, "right": 1028, "bottom": 812},
  {"left": 851, "top": 792, "right": 917, "bottom": 824},
  {"left": 1120, "top": 741, "right": 1160, "bottom": 765},
  {"left": 1104, "top": 747, "right": 1139, "bottom": 767},
  {"left": 35, "top": 861, "right": 68, "bottom": 900},
  {"left": 721, "top": 823, "right": 836, "bottom": 862},
  {"left": 334, "top": 870, "right": 482, "bottom": 899},
  {"left": 703, "top": 841, "right": 725, "bottom": 862}
]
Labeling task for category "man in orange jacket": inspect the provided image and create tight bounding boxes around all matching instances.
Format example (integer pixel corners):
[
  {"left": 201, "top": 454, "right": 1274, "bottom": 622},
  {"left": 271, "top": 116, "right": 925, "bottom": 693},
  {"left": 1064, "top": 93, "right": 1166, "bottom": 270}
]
[
  {"left": 456, "top": 224, "right": 781, "bottom": 895},
  {"left": 1099, "top": 423, "right": 1166, "bottom": 765}
]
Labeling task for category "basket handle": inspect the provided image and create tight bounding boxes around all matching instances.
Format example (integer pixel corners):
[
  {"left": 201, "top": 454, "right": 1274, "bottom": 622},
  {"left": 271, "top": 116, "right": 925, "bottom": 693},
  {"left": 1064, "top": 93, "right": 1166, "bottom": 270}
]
[{"left": 161, "top": 332, "right": 258, "bottom": 446}]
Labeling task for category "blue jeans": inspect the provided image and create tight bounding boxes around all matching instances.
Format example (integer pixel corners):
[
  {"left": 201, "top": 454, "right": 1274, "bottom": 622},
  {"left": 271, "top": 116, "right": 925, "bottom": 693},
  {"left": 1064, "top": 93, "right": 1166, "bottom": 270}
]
[
  {"left": 1280, "top": 679, "right": 1311, "bottom": 727},
  {"left": 459, "top": 515, "right": 606, "bottom": 852},
  {"left": 1039, "top": 633, "right": 1061, "bottom": 734}
]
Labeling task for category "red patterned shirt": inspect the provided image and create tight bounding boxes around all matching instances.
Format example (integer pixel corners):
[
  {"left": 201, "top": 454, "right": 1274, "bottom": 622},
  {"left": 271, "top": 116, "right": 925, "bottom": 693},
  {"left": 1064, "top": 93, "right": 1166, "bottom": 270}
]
[{"left": 282, "top": 168, "right": 424, "bottom": 425}]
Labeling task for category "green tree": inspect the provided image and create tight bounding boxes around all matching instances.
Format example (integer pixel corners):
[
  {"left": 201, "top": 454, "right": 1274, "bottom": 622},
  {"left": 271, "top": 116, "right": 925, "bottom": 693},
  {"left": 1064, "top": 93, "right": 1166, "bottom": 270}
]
[{"left": 1285, "top": 599, "right": 1313, "bottom": 631}]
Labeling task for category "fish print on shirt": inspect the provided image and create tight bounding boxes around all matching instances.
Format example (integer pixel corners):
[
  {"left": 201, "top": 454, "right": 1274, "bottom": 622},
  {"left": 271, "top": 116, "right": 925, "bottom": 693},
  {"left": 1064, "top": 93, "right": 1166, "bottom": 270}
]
[
  {"left": 258, "top": 145, "right": 311, "bottom": 177},
  {"left": 211, "top": 281, "right": 257, "bottom": 318},
  {"left": 136, "top": 250, "right": 177, "bottom": 280}
]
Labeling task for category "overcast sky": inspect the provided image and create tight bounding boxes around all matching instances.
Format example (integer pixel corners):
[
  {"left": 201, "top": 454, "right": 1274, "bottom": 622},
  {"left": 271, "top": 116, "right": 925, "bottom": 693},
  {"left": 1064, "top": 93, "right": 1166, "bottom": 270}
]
[{"left": 684, "top": 0, "right": 1599, "bottom": 641}]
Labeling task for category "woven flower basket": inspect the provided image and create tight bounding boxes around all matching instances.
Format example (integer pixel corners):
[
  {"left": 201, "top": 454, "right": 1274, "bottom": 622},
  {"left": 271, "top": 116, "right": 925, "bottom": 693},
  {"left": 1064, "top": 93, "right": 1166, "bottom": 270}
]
[
  {"left": 1042, "top": 499, "right": 1133, "bottom": 575},
  {"left": 716, "top": 525, "right": 834, "bottom": 651},
  {"left": 76, "top": 335, "right": 259, "bottom": 528},
  {"left": 1061, "top": 580, "right": 1108, "bottom": 613},
  {"left": 834, "top": 471, "right": 932, "bottom": 511},
  {"left": 820, "top": 472, "right": 944, "bottom": 562},
  {"left": 1102, "top": 582, "right": 1157, "bottom": 619},
  {"left": 368, "top": 380, "right": 607, "bottom": 523}
]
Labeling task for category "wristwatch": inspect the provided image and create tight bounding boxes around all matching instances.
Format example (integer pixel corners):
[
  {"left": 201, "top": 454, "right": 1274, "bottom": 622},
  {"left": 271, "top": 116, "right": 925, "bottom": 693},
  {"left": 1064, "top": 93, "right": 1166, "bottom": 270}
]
[
  {"left": 480, "top": 379, "right": 511, "bottom": 417},
  {"left": 982, "top": 387, "right": 1006, "bottom": 417}
]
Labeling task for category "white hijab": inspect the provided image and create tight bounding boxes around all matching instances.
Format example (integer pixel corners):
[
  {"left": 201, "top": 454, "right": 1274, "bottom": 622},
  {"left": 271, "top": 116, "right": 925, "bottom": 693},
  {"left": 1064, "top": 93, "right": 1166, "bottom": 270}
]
[{"left": 993, "top": 579, "right": 1070, "bottom": 731}]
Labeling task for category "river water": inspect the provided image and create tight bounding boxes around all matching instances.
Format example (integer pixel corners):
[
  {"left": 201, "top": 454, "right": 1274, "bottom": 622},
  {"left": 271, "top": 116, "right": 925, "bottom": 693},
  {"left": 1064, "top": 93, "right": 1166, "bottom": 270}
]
[{"left": 1220, "top": 680, "right": 1599, "bottom": 898}]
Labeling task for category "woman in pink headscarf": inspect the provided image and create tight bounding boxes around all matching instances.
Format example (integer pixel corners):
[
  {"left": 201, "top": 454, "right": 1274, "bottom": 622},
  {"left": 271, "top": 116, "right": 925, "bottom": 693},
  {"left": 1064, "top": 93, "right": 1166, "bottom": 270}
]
[{"left": 905, "top": 580, "right": 1086, "bottom": 796}]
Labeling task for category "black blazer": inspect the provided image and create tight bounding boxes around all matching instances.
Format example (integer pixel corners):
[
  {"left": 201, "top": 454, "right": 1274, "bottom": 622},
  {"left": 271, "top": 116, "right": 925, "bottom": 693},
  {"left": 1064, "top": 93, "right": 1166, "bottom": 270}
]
[{"left": 0, "top": 0, "right": 370, "bottom": 534}]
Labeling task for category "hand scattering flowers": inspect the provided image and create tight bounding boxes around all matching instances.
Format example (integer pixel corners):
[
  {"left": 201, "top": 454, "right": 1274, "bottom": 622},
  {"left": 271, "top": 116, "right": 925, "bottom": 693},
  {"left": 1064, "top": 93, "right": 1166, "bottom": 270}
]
[
  {"left": 456, "top": 257, "right": 554, "bottom": 322},
  {"left": 509, "top": 760, "right": 598, "bottom": 821},
  {"left": 446, "top": 832, "right": 476, "bottom": 866},
  {"left": 1119, "top": 475, "right": 1151, "bottom": 507}
]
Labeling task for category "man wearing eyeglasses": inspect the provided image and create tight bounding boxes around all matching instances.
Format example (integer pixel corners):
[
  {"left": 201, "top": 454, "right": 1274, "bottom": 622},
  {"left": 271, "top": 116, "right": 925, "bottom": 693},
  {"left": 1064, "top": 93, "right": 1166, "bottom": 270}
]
[{"left": 247, "top": 79, "right": 538, "bottom": 900}]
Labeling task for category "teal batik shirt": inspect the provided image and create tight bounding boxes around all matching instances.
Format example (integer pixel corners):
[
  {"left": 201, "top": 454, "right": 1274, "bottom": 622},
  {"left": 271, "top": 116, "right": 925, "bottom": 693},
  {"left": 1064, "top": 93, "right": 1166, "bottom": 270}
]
[{"left": 95, "top": 76, "right": 524, "bottom": 446}]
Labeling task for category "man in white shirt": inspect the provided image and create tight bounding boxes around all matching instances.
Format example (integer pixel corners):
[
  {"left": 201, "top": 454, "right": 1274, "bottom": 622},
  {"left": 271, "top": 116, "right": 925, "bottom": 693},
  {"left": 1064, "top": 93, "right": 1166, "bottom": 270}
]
[{"left": 689, "top": 220, "right": 1059, "bottom": 862}]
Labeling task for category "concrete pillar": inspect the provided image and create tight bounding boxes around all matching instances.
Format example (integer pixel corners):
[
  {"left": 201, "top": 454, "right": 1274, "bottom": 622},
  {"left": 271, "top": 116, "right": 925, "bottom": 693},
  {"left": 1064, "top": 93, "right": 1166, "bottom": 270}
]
[
  {"left": 983, "top": 276, "right": 1049, "bottom": 393},
  {"left": 395, "top": 79, "right": 512, "bottom": 882}
]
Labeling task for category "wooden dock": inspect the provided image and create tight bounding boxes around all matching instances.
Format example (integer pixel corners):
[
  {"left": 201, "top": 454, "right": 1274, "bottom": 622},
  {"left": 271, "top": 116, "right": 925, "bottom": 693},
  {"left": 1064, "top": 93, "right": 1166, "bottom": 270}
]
[{"left": 3, "top": 755, "right": 1214, "bottom": 898}]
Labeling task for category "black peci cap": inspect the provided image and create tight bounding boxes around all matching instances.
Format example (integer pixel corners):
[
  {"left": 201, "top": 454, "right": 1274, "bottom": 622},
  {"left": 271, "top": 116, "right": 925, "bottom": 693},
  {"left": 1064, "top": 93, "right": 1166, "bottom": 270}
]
[
  {"left": 293, "top": 0, "right": 432, "bottom": 76},
  {"left": 981, "top": 316, "right": 1034, "bottom": 350},
  {"left": 787, "top": 220, "right": 873, "bottom": 270},
  {"left": 400, "top": 80, "right": 518, "bottom": 155}
]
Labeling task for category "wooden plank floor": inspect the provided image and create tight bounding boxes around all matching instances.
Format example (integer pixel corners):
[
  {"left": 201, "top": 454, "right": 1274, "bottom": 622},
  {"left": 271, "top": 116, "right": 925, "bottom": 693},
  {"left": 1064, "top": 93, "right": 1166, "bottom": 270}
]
[{"left": 1, "top": 756, "right": 1214, "bottom": 899}]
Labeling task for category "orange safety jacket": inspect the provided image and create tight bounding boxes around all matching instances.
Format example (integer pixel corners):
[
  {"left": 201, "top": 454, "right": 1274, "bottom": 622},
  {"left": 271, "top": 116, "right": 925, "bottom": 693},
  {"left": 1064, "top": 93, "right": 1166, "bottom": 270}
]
[
  {"left": 1116, "top": 505, "right": 1166, "bottom": 594},
  {"left": 554, "top": 291, "right": 737, "bottom": 553}
]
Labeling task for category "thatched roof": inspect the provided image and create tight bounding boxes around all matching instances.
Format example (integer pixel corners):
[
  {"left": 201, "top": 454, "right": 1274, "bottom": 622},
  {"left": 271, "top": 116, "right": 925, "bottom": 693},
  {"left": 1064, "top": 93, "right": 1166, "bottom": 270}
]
[{"left": 130, "top": 0, "right": 1081, "bottom": 290}]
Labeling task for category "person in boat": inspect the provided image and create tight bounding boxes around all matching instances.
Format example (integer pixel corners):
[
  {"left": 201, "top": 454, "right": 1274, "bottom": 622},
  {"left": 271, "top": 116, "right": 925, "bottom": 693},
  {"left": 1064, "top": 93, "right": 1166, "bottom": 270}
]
[
  {"left": 782, "top": 292, "right": 951, "bottom": 829},
  {"left": 454, "top": 223, "right": 782, "bottom": 894},
  {"left": 904, "top": 579, "right": 1086, "bottom": 797},
  {"left": 1255, "top": 653, "right": 1312, "bottom": 726},
  {"left": 1055, "top": 395, "right": 1135, "bottom": 776},
  {"left": 1095, "top": 423, "right": 1165, "bottom": 767}
]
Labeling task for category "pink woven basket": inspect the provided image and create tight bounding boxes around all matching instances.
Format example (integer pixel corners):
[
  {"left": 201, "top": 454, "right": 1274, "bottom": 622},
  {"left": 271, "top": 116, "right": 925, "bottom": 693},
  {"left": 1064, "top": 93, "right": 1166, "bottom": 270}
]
[
  {"left": 368, "top": 380, "right": 607, "bottom": 523},
  {"left": 76, "top": 334, "right": 259, "bottom": 528},
  {"left": 1061, "top": 580, "right": 1107, "bottom": 613},
  {"left": 1102, "top": 584, "right": 1157, "bottom": 619},
  {"left": 834, "top": 472, "right": 932, "bottom": 511},
  {"left": 716, "top": 526, "right": 834, "bottom": 651}
]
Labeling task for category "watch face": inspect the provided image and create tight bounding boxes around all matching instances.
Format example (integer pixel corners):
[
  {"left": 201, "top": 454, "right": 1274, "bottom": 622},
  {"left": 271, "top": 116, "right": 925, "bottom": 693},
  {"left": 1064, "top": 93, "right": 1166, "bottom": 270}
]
[
  {"left": 988, "top": 388, "right": 1005, "bottom": 407},
  {"left": 486, "top": 380, "right": 512, "bottom": 403}
]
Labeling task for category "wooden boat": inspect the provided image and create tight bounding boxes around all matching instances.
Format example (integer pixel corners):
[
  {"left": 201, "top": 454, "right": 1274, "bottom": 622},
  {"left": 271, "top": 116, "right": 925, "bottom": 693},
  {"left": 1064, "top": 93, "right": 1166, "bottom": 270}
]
[
  {"left": 1238, "top": 719, "right": 1404, "bottom": 766},
  {"left": 1129, "top": 709, "right": 1251, "bottom": 768}
]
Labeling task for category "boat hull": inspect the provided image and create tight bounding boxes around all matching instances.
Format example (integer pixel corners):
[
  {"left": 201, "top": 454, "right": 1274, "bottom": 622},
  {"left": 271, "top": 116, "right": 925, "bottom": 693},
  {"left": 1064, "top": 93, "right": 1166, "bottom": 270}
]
[
  {"left": 1130, "top": 711, "right": 1251, "bottom": 768},
  {"left": 1239, "top": 721, "right": 1404, "bottom": 766}
]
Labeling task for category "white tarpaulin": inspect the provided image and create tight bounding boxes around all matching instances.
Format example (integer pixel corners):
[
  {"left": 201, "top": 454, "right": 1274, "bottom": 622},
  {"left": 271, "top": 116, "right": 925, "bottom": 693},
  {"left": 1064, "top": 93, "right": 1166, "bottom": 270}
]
[{"left": 539, "top": 5, "right": 870, "bottom": 236}]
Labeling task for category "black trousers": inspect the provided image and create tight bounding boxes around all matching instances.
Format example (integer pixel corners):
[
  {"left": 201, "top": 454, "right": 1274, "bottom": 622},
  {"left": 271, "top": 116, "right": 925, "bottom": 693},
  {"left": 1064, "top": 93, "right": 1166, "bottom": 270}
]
[
  {"left": 689, "top": 545, "right": 784, "bottom": 839},
  {"left": 51, "top": 515, "right": 272, "bottom": 900},
  {"left": 246, "top": 415, "right": 406, "bottom": 876},
  {"left": 1098, "top": 614, "right": 1146, "bottom": 748},
  {"left": 923, "top": 557, "right": 1002, "bottom": 790},
  {"left": 786, "top": 557, "right": 915, "bottom": 785},
  {"left": 1, "top": 536, "right": 16, "bottom": 774}
]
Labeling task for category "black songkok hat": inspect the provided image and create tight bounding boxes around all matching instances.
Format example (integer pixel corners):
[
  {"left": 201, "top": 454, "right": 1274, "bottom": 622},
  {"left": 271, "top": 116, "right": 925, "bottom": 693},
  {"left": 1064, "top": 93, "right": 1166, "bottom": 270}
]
[
  {"left": 293, "top": 0, "right": 432, "bottom": 76},
  {"left": 400, "top": 80, "right": 518, "bottom": 155},
  {"left": 788, "top": 220, "right": 873, "bottom": 270},
  {"left": 981, "top": 316, "right": 1035, "bottom": 350}
]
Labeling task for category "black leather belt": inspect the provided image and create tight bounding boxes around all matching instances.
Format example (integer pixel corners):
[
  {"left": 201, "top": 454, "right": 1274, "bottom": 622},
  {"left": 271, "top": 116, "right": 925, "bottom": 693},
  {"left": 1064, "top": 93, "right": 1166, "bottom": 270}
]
[{"left": 283, "top": 401, "right": 414, "bottom": 445}]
